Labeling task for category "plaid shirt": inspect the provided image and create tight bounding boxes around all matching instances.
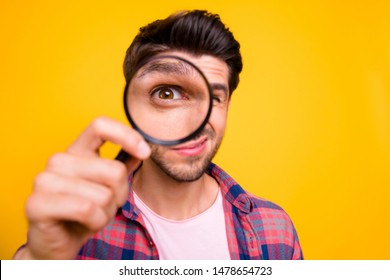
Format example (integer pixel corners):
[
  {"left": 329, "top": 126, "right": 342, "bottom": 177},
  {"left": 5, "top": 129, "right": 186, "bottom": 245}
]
[{"left": 77, "top": 163, "right": 303, "bottom": 260}]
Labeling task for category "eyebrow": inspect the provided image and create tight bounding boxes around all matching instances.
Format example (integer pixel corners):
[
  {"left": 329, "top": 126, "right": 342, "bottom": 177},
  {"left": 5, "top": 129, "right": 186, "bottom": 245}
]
[
  {"left": 136, "top": 61, "right": 230, "bottom": 98},
  {"left": 137, "top": 61, "right": 194, "bottom": 78},
  {"left": 210, "top": 83, "right": 229, "bottom": 99}
]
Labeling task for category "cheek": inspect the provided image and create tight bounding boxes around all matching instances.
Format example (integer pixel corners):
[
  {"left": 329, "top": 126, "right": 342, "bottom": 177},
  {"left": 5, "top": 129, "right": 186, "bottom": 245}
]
[{"left": 208, "top": 106, "right": 228, "bottom": 136}]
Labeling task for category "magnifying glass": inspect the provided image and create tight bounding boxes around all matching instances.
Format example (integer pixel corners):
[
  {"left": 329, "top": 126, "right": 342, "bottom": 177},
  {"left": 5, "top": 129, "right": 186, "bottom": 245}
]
[{"left": 116, "top": 55, "right": 213, "bottom": 162}]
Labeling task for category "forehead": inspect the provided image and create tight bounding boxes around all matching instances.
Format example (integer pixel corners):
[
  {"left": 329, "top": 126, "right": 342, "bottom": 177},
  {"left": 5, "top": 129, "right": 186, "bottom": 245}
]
[{"left": 159, "top": 51, "right": 229, "bottom": 85}]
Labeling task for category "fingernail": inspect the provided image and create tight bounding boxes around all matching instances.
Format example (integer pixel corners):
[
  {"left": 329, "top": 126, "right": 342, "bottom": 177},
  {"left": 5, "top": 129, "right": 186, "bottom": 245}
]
[{"left": 138, "top": 141, "right": 151, "bottom": 158}]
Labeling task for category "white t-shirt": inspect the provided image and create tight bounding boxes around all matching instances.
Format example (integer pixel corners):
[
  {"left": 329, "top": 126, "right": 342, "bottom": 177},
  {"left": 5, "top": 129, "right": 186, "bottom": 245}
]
[{"left": 133, "top": 189, "right": 231, "bottom": 260}]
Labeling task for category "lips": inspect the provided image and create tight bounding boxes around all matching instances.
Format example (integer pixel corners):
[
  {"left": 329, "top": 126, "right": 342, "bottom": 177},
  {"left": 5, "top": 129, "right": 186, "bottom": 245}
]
[{"left": 171, "top": 136, "right": 207, "bottom": 156}]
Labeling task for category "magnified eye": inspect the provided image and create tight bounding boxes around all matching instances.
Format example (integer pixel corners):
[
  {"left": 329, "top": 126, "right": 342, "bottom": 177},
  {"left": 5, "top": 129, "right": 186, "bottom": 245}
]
[
  {"left": 151, "top": 86, "right": 183, "bottom": 100},
  {"left": 158, "top": 88, "right": 176, "bottom": 99}
]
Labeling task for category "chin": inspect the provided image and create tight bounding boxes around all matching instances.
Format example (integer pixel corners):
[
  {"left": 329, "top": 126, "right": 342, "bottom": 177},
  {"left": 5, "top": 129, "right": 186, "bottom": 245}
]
[
  {"left": 151, "top": 153, "right": 211, "bottom": 182},
  {"left": 149, "top": 130, "right": 222, "bottom": 182}
]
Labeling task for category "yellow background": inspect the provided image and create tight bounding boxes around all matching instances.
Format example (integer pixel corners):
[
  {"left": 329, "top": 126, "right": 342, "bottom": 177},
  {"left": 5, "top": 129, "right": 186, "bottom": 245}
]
[{"left": 1, "top": 0, "right": 389, "bottom": 259}]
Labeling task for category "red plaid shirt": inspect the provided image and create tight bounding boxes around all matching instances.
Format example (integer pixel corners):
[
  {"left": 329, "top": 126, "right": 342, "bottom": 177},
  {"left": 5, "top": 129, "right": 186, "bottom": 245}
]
[{"left": 77, "top": 163, "right": 303, "bottom": 260}]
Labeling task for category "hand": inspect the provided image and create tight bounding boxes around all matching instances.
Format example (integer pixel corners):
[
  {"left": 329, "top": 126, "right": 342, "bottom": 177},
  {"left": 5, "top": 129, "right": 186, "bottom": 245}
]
[{"left": 14, "top": 117, "right": 151, "bottom": 259}]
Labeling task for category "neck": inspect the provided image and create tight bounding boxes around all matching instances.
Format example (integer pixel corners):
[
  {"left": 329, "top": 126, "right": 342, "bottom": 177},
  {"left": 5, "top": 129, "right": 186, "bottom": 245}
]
[{"left": 132, "top": 159, "right": 219, "bottom": 220}]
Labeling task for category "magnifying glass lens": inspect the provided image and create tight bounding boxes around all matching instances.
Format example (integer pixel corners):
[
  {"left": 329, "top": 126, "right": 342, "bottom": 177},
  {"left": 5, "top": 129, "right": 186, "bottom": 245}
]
[{"left": 125, "top": 56, "right": 211, "bottom": 145}]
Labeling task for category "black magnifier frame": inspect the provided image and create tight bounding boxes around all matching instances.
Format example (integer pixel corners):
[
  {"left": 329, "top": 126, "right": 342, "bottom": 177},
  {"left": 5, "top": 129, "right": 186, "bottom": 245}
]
[
  {"left": 124, "top": 54, "right": 213, "bottom": 146},
  {"left": 115, "top": 55, "right": 214, "bottom": 162}
]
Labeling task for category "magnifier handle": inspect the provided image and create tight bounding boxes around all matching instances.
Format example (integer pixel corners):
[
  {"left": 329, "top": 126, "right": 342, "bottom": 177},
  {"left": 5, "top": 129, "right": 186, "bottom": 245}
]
[{"left": 115, "top": 149, "right": 131, "bottom": 163}]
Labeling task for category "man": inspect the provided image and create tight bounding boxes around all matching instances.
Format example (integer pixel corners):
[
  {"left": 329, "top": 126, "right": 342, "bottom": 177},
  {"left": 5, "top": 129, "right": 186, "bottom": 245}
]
[{"left": 14, "top": 10, "right": 302, "bottom": 260}]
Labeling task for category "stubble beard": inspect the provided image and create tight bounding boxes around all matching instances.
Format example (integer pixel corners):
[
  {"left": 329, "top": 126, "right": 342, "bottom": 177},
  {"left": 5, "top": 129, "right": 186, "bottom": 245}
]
[{"left": 149, "top": 129, "right": 222, "bottom": 182}]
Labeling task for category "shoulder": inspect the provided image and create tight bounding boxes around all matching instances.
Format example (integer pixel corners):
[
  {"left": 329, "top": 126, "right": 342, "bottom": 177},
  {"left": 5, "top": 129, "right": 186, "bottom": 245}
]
[
  {"left": 208, "top": 162, "right": 303, "bottom": 259},
  {"left": 247, "top": 193, "right": 295, "bottom": 231},
  {"left": 209, "top": 163, "right": 296, "bottom": 230},
  {"left": 246, "top": 193, "right": 303, "bottom": 259}
]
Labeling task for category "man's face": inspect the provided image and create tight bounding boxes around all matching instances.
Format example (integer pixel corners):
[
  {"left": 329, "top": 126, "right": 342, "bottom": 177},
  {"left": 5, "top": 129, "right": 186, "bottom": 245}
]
[{"left": 146, "top": 51, "right": 231, "bottom": 182}]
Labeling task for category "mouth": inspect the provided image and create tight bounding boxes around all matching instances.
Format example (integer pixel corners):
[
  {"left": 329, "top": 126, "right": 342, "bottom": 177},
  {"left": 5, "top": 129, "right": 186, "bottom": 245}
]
[{"left": 171, "top": 136, "right": 207, "bottom": 157}]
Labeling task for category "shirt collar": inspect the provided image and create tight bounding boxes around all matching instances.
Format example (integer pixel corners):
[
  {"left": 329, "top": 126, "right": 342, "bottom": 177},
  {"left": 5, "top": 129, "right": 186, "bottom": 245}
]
[
  {"left": 121, "top": 162, "right": 253, "bottom": 220},
  {"left": 207, "top": 162, "right": 253, "bottom": 214}
]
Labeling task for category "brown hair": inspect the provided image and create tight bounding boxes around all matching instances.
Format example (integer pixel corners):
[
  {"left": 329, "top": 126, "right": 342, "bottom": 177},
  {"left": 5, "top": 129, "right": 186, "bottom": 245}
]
[{"left": 123, "top": 10, "right": 243, "bottom": 94}]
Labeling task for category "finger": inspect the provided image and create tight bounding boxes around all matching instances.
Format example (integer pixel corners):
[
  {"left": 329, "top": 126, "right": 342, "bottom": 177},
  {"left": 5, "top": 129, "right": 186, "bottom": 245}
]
[
  {"left": 33, "top": 171, "right": 118, "bottom": 216},
  {"left": 67, "top": 116, "right": 150, "bottom": 160},
  {"left": 26, "top": 192, "right": 111, "bottom": 232},
  {"left": 45, "top": 153, "right": 130, "bottom": 206}
]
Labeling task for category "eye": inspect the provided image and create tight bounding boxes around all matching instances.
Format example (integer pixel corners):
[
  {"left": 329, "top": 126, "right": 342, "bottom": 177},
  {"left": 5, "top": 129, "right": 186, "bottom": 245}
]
[
  {"left": 152, "top": 86, "right": 182, "bottom": 100},
  {"left": 212, "top": 95, "right": 221, "bottom": 103},
  {"left": 211, "top": 89, "right": 228, "bottom": 105},
  {"left": 212, "top": 93, "right": 226, "bottom": 105}
]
